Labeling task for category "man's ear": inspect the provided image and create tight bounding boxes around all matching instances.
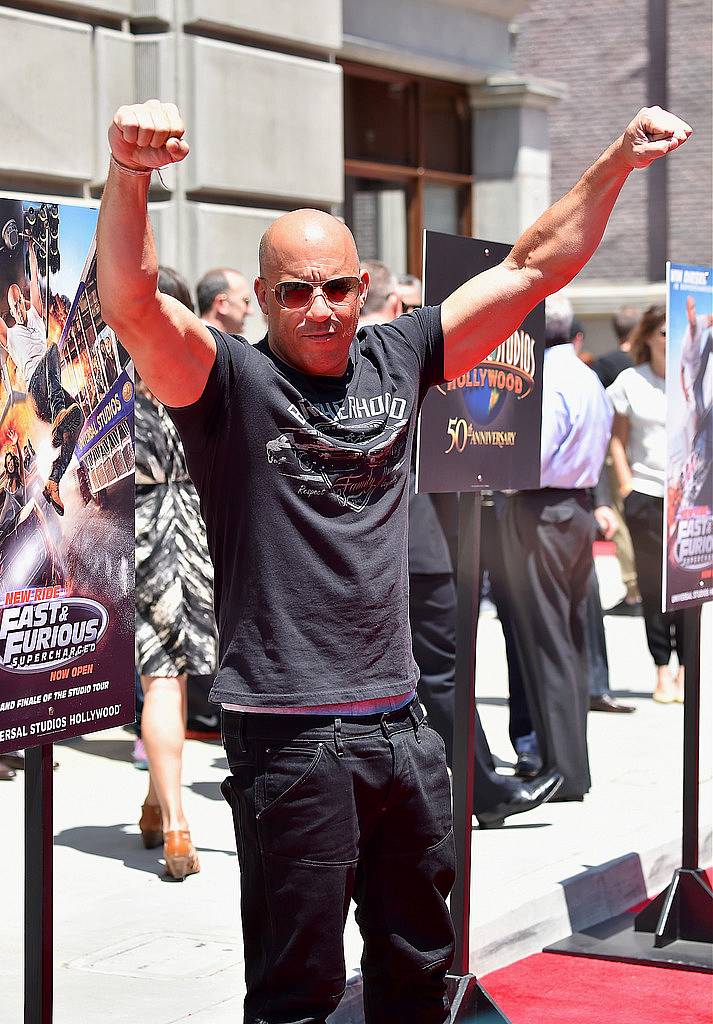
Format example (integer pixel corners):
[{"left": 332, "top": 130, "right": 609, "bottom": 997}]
[
  {"left": 254, "top": 277, "right": 269, "bottom": 316},
  {"left": 358, "top": 270, "right": 370, "bottom": 311},
  {"left": 388, "top": 291, "right": 403, "bottom": 319}
]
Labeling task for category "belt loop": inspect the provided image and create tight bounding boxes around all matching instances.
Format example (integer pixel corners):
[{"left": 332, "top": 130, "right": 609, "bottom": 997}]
[
  {"left": 380, "top": 714, "right": 390, "bottom": 739},
  {"left": 334, "top": 717, "right": 344, "bottom": 757},
  {"left": 408, "top": 703, "right": 421, "bottom": 742},
  {"left": 237, "top": 714, "right": 246, "bottom": 753}
]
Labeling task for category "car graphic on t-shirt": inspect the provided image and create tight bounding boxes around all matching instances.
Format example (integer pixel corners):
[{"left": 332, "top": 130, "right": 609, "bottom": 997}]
[{"left": 266, "top": 420, "right": 410, "bottom": 511}]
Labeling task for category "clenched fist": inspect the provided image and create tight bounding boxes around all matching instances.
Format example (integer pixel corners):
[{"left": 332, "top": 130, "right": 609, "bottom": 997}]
[
  {"left": 109, "top": 100, "right": 189, "bottom": 171},
  {"left": 621, "top": 106, "right": 692, "bottom": 169}
]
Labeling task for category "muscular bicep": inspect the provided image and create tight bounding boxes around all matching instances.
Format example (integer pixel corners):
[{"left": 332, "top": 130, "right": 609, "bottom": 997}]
[
  {"left": 113, "top": 293, "right": 216, "bottom": 407},
  {"left": 441, "top": 258, "right": 544, "bottom": 380}
]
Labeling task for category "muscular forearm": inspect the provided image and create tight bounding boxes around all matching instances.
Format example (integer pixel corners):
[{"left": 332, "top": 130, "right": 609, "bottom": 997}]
[
  {"left": 96, "top": 161, "right": 158, "bottom": 330},
  {"left": 508, "top": 138, "right": 631, "bottom": 294}
]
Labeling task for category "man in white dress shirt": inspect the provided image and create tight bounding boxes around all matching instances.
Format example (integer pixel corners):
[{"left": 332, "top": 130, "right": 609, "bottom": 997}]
[{"left": 502, "top": 294, "right": 614, "bottom": 802}]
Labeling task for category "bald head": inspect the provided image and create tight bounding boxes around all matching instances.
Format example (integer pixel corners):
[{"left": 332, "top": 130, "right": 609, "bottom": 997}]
[
  {"left": 259, "top": 210, "right": 359, "bottom": 279},
  {"left": 7, "top": 284, "right": 27, "bottom": 325},
  {"left": 254, "top": 210, "right": 367, "bottom": 378}
]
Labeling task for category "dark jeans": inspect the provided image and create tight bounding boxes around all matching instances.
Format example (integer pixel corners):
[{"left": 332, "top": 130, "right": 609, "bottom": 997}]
[
  {"left": 27, "top": 345, "right": 77, "bottom": 483},
  {"left": 624, "top": 490, "right": 685, "bottom": 665},
  {"left": 221, "top": 701, "right": 455, "bottom": 1024}
]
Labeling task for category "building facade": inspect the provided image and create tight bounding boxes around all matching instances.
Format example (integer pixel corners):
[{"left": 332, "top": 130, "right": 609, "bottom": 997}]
[
  {"left": 0, "top": 0, "right": 559, "bottom": 338},
  {"left": 513, "top": 0, "right": 713, "bottom": 354},
  {"left": 1, "top": 1, "right": 707, "bottom": 348}
]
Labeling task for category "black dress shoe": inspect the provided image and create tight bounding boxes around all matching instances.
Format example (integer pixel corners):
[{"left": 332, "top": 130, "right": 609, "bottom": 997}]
[
  {"left": 604, "top": 598, "right": 643, "bottom": 617},
  {"left": 0, "top": 751, "right": 25, "bottom": 770},
  {"left": 0, "top": 763, "right": 16, "bottom": 781},
  {"left": 589, "top": 694, "right": 636, "bottom": 713},
  {"left": 476, "top": 768, "right": 564, "bottom": 828},
  {"left": 515, "top": 750, "right": 543, "bottom": 779},
  {"left": 0, "top": 751, "right": 59, "bottom": 770}
]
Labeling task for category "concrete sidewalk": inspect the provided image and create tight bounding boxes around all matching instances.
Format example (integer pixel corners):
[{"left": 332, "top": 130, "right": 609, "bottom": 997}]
[{"left": 1, "top": 606, "right": 711, "bottom": 1024}]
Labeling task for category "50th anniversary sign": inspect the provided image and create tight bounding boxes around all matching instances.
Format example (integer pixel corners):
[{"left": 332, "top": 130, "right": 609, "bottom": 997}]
[{"left": 416, "top": 232, "right": 544, "bottom": 493}]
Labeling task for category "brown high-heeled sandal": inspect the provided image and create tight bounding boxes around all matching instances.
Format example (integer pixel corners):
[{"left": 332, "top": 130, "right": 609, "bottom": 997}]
[
  {"left": 139, "top": 802, "right": 163, "bottom": 849},
  {"left": 163, "top": 830, "right": 201, "bottom": 881}
]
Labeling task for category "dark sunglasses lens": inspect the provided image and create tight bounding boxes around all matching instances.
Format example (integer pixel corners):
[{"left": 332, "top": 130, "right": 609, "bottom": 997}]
[
  {"left": 323, "top": 278, "right": 358, "bottom": 304},
  {"left": 276, "top": 281, "right": 314, "bottom": 308}
]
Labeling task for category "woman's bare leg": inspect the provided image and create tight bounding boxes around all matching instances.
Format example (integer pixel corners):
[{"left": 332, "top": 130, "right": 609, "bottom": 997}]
[{"left": 140, "top": 673, "right": 188, "bottom": 832}]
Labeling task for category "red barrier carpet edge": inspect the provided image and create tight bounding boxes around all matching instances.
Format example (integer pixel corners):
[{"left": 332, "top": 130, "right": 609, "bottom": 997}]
[
  {"left": 481, "top": 952, "right": 713, "bottom": 1024},
  {"left": 482, "top": 871, "right": 713, "bottom": 1024}
]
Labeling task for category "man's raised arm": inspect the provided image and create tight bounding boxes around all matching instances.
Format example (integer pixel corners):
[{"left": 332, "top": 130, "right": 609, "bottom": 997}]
[
  {"left": 28, "top": 242, "right": 43, "bottom": 320},
  {"left": 442, "top": 106, "right": 692, "bottom": 380},
  {"left": 97, "top": 99, "right": 215, "bottom": 407}
]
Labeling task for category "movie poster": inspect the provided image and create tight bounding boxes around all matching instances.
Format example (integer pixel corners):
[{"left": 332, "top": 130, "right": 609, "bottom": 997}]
[
  {"left": 663, "top": 261, "right": 713, "bottom": 612},
  {"left": 0, "top": 195, "right": 135, "bottom": 753},
  {"left": 416, "top": 232, "right": 544, "bottom": 492}
]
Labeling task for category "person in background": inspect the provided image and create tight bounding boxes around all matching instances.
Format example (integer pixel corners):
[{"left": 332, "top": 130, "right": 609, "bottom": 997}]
[
  {"left": 135, "top": 265, "right": 218, "bottom": 880},
  {"left": 593, "top": 305, "right": 643, "bottom": 615},
  {"left": 502, "top": 294, "right": 614, "bottom": 801},
  {"left": 594, "top": 305, "right": 639, "bottom": 389},
  {"left": 197, "top": 267, "right": 254, "bottom": 336},
  {"left": 607, "top": 305, "right": 685, "bottom": 704},
  {"left": 361, "top": 261, "right": 563, "bottom": 825},
  {"left": 570, "top": 317, "right": 595, "bottom": 366},
  {"left": 397, "top": 273, "right": 422, "bottom": 313}
]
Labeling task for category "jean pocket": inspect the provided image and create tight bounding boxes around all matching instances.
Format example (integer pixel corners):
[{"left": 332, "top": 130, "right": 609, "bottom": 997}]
[
  {"left": 256, "top": 742, "right": 358, "bottom": 864},
  {"left": 259, "top": 742, "right": 325, "bottom": 818}
]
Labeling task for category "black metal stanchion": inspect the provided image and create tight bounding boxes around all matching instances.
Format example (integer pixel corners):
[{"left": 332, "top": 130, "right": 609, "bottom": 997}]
[
  {"left": 545, "top": 602, "right": 712, "bottom": 970},
  {"left": 24, "top": 743, "right": 54, "bottom": 1024},
  {"left": 446, "top": 491, "right": 511, "bottom": 1022},
  {"left": 634, "top": 604, "right": 713, "bottom": 953}
]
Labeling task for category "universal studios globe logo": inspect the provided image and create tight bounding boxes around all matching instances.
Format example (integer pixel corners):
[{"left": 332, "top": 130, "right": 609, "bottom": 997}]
[{"left": 435, "top": 328, "right": 537, "bottom": 425}]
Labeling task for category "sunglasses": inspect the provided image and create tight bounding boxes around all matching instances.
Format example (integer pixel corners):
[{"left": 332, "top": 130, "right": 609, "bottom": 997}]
[{"left": 266, "top": 276, "right": 362, "bottom": 310}]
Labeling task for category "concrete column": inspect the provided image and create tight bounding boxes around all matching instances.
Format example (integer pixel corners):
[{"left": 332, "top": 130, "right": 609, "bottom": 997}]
[{"left": 470, "top": 75, "right": 565, "bottom": 245}]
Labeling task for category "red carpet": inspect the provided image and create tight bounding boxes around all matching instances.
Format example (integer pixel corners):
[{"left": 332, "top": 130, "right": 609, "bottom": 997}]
[{"left": 482, "top": 952, "right": 712, "bottom": 1023}]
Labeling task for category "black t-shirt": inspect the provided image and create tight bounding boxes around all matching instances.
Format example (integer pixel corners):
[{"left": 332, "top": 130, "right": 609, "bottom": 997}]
[
  {"left": 168, "top": 306, "right": 444, "bottom": 708},
  {"left": 407, "top": 473, "right": 453, "bottom": 575},
  {"left": 593, "top": 348, "right": 633, "bottom": 390}
]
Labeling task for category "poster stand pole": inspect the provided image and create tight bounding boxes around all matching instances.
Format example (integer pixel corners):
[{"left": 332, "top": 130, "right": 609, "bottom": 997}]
[
  {"left": 545, "top": 602, "right": 712, "bottom": 969},
  {"left": 446, "top": 490, "right": 511, "bottom": 1022},
  {"left": 24, "top": 743, "right": 54, "bottom": 1024},
  {"left": 634, "top": 603, "right": 713, "bottom": 949}
]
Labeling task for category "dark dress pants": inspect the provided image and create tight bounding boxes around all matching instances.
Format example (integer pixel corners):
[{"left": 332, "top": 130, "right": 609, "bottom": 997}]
[
  {"left": 479, "top": 500, "right": 534, "bottom": 749},
  {"left": 624, "top": 490, "right": 685, "bottom": 666},
  {"left": 502, "top": 490, "right": 593, "bottom": 800},
  {"left": 222, "top": 704, "right": 455, "bottom": 1024},
  {"left": 409, "top": 571, "right": 523, "bottom": 813},
  {"left": 586, "top": 564, "right": 611, "bottom": 699}
]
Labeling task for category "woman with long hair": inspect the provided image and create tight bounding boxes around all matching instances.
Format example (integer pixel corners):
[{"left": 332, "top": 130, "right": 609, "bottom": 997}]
[
  {"left": 0, "top": 427, "right": 26, "bottom": 536},
  {"left": 607, "top": 305, "right": 685, "bottom": 703},
  {"left": 135, "top": 266, "right": 217, "bottom": 879}
]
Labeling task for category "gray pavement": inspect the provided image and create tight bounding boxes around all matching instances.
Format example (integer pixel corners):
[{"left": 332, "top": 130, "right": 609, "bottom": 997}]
[{"left": 1, "top": 605, "right": 711, "bottom": 1024}]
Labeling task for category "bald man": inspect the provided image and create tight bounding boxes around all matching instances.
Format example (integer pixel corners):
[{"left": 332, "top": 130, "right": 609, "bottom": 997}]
[
  {"left": 97, "top": 99, "right": 692, "bottom": 1024},
  {"left": 197, "top": 266, "right": 253, "bottom": 335}
]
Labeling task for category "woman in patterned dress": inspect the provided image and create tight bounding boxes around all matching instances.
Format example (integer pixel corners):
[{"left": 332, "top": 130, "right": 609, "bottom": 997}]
[{"left": 135, "top": 267, "right": 217, "bottom": 880}]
